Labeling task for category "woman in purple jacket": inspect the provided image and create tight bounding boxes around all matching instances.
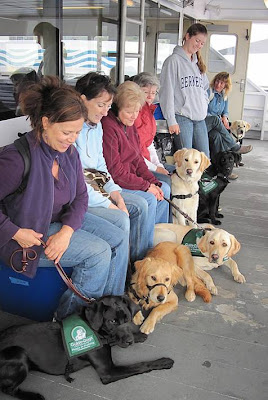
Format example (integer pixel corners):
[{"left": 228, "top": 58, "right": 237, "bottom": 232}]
[{"left": 0, "top": 76, "right": 129, "bottom": 319}]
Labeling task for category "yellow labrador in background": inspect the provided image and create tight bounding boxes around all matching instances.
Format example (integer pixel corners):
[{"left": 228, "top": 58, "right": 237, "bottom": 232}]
[
  {"left": 154, "top": 223, "right": 245, "bottom": 295},
  {"left": 230, "top": 120, "right": 251, "bottom": 141},
  {"left": 129, "top": 243, "right": 211, "bottom": 334},
  {"left": 171, "top": 148, "right": 210, "bottom": 226}
]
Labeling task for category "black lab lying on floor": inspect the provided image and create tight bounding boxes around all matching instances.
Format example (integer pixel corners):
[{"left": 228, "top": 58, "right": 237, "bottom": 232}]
[
  {"left": 197, "top": 151, "right": 241, "bottom": 225},
  {"left": 0, "top": 295, "right": 174, "bottom": 400}
]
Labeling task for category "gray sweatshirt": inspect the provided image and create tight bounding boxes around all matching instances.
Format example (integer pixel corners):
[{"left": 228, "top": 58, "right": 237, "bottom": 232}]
[{"left": 159, "top": 46, "right": 209, "bottom": 127}]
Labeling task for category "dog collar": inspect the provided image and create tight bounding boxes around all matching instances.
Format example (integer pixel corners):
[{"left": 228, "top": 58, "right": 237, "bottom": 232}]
[
  {"left": 129, "top": 282, "right": 171, "bottom": 305},
  {"left": 171, "top": 191, "right": 198, "bottom": 200}
]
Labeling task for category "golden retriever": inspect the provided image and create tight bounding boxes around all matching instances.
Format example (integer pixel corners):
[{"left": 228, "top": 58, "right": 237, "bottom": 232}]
[
  {"left": 171, "top": 148, "right": 210, "bottom": 226},
  {"left": 154, "top": 223, "right": 245, "bottom": 295},
  {"left": 129, "top": 243, "right": 211, "bottom": 334},
  {"left": 230, "top": 120, "right": 251, "bottom": 141}
]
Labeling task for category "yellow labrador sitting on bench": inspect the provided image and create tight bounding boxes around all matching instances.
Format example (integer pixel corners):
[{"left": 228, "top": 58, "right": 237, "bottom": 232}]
[{"left": 154, "top": 223, "right": 245, "bottom": 295}]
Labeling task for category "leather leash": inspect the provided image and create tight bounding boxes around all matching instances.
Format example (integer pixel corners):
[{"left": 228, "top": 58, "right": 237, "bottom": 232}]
[
  {"left": 10, "top": 239, "right": 95, "bottom": 304},
  {"left": 164, "top": 197, "right": 206, "bottom": 230}
]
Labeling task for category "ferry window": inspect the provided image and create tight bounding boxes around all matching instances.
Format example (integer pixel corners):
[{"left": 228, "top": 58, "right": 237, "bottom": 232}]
[
  {"left": 157, "top": 33, "right": 178, "bottom": 75},
  {"left": 208, "top": 34, "right": 237, "bottom": 74}
]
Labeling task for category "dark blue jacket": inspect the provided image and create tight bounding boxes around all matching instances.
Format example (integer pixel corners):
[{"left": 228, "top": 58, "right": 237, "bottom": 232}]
[{"left": 0, "top": 131, "right": 88, "bottom": 277}]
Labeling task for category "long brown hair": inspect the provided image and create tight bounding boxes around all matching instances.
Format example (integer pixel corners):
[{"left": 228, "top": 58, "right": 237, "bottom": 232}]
[
  {"left": 19, "top": 76, "right": 88, "bottom": 141},
  {"left": 183, "top": 23, "right": 207, "bottom": 74}
]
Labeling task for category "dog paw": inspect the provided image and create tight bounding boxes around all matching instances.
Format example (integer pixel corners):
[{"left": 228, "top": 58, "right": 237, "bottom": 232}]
[
  {"left": 185, "top": 290, "right": 196, "bottom": 302},
  {"left": 234, "top": 273, "right": 246, "bottom": 283},
  {"left": 150, "top": 357, "right": 174, "bottom": 370},
  {"left": 134, "top": 332, "right": 148, "bottom": 342},
  {"left": 207, "top": 284, "right": 218, "bottom": 295},
  {"left": 140, "top": 319, "right": 155, "bottom": 335},
  {"left": 212, "top": 220, "right": 222, "bottom": 225},
  {"left": 216, "top": 213, "right": 224, "bottom": 218},
  {"left": 133, "top": 311, "right": 144, "bottom": 326}
]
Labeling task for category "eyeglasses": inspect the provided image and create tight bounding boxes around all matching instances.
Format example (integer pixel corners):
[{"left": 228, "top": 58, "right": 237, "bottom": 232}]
[{"left": 142, "top": 89, "right": 158, "bottom": 96}]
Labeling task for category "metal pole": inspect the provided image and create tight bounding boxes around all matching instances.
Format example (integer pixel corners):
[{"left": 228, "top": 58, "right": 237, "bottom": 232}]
[
  {"left": 118, "top": 0, "right": 127, "bottom": 84},
  {"left": 138, "top": 0, "right": 145, "bottom": 73}
]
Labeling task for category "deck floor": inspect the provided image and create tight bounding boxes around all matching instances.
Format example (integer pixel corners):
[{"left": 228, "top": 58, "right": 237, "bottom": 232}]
[{"left": 1, "top": 138, "right": 267, "bottom": 400}]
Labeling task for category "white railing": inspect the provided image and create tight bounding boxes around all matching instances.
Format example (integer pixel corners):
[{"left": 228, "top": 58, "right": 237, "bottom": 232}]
[{"left": 243, "top": 79, "right": 268, "bottom": 140}]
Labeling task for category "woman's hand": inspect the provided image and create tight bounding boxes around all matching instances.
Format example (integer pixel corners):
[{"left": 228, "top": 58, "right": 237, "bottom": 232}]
[
  {"left": 222, "top": 116, "right": 229, "bottom": 130},
  {"left": 12, "top": 228, "right": 43, "bottom": 248},
  {"left": 110, "top": 191, "right": 129, "bottom": 215},
  {"left": 168, "top": 124, "right": 180, "bottom": 135},
  {"left": 156, "top": 166, "right": 170, "bottom": 176},
  {"left": 45, "top": 225, "right": 74, "bottom": 264},
  {"left": 147, "top": 184, "right": 164, "bottom": 200}
]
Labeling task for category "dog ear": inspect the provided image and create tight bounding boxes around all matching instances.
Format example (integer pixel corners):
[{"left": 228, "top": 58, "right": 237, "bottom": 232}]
[
  {"left": 227, "top": 234, "right": 241, "bottom": 257},
  {"left": 173, "top": 148, "right": 187, "bottom": 167},
  {"left": 230, "top": 121, "right": 237, "bottom": 132},
  {"left": 245, "top": 122, "right": 251, "bottom": 131},
  {"left": 84, "top": 301, "right": 104, "bottom": 331},
  {"left": 199, "top": 152, "right": 211, "bottom": 172},
  {"left": 122, "top": 295, "right": 141, "bottom": 318},
  {"left": 197, "top": 234, "right": 208, "bottom": 255},
  {"left": 134, "top": 258, "right": 150, "bottom": 272},
  {"left": 136, "top": 259, "right": 150, "bottom": 294}
]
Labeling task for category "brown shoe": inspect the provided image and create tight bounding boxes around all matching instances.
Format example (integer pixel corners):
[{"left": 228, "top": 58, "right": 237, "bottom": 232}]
[
  {"left": 229, "top": 173, "right": 238, "bottom": 180},
  {"left": 237, "top": 145, "right": 253, "bottom": 154}
]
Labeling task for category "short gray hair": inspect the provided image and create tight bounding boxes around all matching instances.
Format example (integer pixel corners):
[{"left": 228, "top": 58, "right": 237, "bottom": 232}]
[{"left": 132, "top": 72, "right": 160, "bottom": 89}]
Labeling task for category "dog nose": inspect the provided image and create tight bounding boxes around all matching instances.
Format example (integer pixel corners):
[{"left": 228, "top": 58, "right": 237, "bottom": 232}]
[
  {"left": 157, "top": 295, "right": 165, "bottom": 302},
  {"left": 212, "top": 254, "right": 219, "bottom": 262},
  {"left": 186, "top": 169, "right": 193, "bottom": 175}
]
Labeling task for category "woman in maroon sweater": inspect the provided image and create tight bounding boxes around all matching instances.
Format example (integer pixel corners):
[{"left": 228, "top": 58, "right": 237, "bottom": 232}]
[{"left": 102, "top": 81, "right": 170, "bottom": 248}]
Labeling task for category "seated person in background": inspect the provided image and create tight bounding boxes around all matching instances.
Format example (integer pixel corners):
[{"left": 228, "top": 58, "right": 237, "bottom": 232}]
[
  {"left": 102, "top": 81, "right": 170, "bottom": 249},
  {"left": 0, "top": 76, "right": 128, "bottom": 320},
  {"left": 132, "top": 72, "right": 175, "bottom": 188},
  {"left": 75, "top": 72, "right": 150, "bottom": 263},
  {"left": 206, "top": 72, "right": 253, "bottom": 179}
]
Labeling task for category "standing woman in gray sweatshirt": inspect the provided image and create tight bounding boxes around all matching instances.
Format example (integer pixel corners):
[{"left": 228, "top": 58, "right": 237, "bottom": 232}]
[{"left": 159, "top": 23, "right": 210, "bottom": 157}]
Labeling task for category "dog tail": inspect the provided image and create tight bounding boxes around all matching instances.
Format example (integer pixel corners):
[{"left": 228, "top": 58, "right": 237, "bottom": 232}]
[{"left": 193, "top": 277, "right": 212, "bottom": 303}]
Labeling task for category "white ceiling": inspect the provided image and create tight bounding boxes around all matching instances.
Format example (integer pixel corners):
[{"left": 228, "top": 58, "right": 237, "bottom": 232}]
[
  {"left": 185, "top": 0, "right": 268, "bottom": 21},
  {"left": 0, "top": 1, "right": 268, "bottom": 22}
]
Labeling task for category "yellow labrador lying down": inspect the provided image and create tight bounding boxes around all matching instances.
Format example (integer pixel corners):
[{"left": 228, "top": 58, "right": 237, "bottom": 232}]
[{"left": 154, "top": 223, "right": 245, "bottom": 295}]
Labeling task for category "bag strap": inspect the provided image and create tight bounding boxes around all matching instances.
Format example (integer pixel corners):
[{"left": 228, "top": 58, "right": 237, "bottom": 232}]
[
  {"left": 10, "top": 240, "right": 95, "bottom": 305},
  {"left": 13, "top": 135, "right": 31, "bottom": 195}
]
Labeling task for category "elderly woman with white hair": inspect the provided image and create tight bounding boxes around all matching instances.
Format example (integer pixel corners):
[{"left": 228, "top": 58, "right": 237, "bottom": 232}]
[
  {"left": 132, "top": 72, "right": 175, "bottom": 186},
  {"left": 102, "top": 81, "right": 170, "bottom": 249}
]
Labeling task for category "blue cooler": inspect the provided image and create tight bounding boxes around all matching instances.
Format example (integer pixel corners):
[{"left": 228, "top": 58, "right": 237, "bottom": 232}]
[{"left": 0, "top": 261, "right": 72, "bottom": 321}]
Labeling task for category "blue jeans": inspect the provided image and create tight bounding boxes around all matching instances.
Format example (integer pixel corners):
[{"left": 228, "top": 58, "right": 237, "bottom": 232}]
[
  {"left": 88, "top": 190, "right": 148, "bottom": 262},
  {"left": 205, "top": 115, "right": 240, "bottom": 159},
  {"left": 39, "top": 212, "right": 129, "bottom": 319},
  {"left": 175, "top": 115, "right": 210, "bottom": 158},
  {"left": 122, "top": 181, "right": 170, "bottom": 249},
  {"left": 152, "top": 167, "right": 175, "bottom": 222}
]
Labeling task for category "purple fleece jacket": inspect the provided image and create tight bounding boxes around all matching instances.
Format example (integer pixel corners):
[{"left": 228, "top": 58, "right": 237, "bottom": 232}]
[
  {"left": 102, "top": 110, "right": 160, "bottom": 191},
  {"left": 0, "top": 131, "right": 88, "bottom": 277}
]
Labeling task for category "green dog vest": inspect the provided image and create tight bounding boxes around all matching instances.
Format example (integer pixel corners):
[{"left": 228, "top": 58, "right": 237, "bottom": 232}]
[
  {"left": 61, "top": 314, "right": 102, "bottom": 359},
  {"left": 182, "top": 228, "right": 228, "bottom": 261},
  {"left": 199, "top": 172, "right": 218, "bottom": 195}
]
